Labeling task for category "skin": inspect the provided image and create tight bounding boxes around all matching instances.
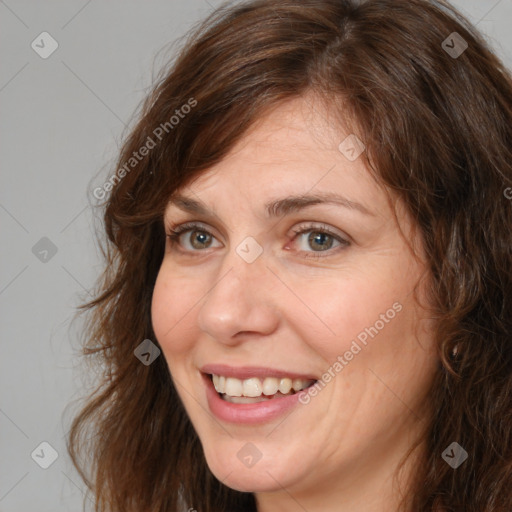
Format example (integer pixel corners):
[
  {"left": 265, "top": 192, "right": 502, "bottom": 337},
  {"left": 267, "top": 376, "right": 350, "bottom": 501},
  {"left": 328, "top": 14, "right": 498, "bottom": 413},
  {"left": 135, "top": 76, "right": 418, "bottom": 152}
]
[{"left": 151, "top": 95, "right": 439, "bottom": 512}]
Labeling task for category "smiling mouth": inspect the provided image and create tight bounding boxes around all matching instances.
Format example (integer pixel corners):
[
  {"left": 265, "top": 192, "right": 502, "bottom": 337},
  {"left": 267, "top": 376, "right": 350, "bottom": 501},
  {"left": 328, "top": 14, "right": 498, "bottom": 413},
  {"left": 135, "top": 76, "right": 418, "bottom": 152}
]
[{"left": 208, "top": 373, "right": 317, "bottom": 404}]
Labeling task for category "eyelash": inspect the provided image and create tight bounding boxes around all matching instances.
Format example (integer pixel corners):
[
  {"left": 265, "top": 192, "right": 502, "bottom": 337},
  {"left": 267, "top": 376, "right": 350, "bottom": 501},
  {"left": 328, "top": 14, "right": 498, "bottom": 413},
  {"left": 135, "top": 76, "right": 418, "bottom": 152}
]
[{"left": 165, "top": 221, "right": 350, "bottom": 260}]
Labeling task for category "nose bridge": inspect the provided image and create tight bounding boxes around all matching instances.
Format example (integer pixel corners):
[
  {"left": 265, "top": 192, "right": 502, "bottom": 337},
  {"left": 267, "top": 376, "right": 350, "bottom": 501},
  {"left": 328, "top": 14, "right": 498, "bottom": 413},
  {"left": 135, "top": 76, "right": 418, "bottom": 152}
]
[
  {"left": 213, "top": 234, "right": 269, "bottom": 298},
  {"left": 197, "top": 238, "right": 278, "bottom": 341}
]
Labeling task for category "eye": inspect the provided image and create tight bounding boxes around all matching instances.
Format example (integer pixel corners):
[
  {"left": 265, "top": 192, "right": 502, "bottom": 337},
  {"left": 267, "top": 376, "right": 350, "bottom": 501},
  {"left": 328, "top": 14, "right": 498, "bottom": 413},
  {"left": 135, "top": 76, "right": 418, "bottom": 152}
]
[
  {"left": 166, "top": 222, "right": 221, "bottom": 252},
  {"left": 289, "top": 223, "right": 350, "bottom": 259},
  {"left": 165, "top": 221, "right": 350, "bottom": 259}
]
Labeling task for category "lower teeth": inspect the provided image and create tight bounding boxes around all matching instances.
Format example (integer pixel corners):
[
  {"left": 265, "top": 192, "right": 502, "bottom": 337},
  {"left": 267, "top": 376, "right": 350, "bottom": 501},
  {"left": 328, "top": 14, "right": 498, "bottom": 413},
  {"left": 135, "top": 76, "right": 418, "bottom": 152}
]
[{"left": 222, "top": 391, "right": 295, "bottom": 404}]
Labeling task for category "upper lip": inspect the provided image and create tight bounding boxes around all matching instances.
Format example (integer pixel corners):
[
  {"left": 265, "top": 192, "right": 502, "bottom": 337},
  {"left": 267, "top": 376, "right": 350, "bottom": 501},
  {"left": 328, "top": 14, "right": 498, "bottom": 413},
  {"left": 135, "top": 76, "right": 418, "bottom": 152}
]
[{"left": 200, "top": 364, "right": 318, "bottom": 381}]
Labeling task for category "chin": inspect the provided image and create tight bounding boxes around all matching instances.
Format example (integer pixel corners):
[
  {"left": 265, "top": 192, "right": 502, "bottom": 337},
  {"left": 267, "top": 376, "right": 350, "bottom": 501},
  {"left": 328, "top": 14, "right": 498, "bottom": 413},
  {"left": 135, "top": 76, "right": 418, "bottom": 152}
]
[
  {"left": 202, "top": 443, "right": 306, "bottom": 493},
  {"left": 209, "top": 463, "right": 290, "bottom": 493}
]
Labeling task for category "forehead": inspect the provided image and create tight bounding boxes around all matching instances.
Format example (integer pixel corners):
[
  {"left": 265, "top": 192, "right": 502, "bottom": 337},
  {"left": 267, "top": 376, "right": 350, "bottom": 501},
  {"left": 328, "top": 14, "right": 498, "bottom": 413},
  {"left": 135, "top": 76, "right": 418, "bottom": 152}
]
[{"left": 169, "top": 96, "right": 391, "bottom": 220}]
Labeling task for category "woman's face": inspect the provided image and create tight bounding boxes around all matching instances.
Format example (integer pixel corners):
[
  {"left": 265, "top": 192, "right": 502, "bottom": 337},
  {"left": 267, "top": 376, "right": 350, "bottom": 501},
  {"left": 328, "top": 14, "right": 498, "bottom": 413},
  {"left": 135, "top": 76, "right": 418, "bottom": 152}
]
[{"left": 151, "top": 96, "right": 438, "bottom": 505}]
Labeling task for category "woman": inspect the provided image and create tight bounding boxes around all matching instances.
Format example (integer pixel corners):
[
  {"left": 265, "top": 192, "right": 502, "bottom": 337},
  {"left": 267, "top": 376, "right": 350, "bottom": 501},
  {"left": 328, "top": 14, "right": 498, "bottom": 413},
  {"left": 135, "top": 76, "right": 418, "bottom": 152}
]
[{"left": 67, "top": 0, "right": 512, "bottom": 510}]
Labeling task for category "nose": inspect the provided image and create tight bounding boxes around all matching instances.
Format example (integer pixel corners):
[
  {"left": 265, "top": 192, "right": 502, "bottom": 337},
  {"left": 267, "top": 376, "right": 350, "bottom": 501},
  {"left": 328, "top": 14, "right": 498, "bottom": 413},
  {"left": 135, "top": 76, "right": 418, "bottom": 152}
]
[{"left": 197, "top": 246, "right": 280, "bottom": 345}]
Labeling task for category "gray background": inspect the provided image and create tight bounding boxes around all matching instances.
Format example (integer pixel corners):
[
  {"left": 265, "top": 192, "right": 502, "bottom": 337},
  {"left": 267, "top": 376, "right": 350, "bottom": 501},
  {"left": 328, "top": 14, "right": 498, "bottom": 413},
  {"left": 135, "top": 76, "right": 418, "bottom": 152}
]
[{"left": 1, "top": 1, "right": 511, "bottom": 511}]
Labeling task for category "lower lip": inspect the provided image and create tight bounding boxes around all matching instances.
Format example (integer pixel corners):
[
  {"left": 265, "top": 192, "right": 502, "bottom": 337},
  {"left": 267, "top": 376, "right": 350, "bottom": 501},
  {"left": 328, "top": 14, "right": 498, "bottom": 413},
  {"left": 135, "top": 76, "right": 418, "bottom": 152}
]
[{"left": 202, "top": 373, "right": 313, "bottom": 424}]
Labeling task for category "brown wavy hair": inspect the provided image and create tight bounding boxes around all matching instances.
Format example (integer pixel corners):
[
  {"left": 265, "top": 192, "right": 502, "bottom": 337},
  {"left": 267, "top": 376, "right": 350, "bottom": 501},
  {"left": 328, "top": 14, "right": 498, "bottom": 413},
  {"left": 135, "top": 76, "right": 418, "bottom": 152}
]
[{"left": 66, "top": 0, "right": 512, "bottom": 510}]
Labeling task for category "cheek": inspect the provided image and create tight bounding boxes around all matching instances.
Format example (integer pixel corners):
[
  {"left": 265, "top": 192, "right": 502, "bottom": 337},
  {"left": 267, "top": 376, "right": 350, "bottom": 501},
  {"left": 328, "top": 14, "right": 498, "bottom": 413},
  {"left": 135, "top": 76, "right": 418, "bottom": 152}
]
[
  {"left": 297, "top": 260, "right": 432, "bottom": 391},
  {"left": 151, "top": 268, "right": 198, "bottom": 355},
  {"left": 318, "top": 274, "right": 435, "bottom": 418},
  {"left": 295, "top": 273, "right": 404, "bottom": 358}
]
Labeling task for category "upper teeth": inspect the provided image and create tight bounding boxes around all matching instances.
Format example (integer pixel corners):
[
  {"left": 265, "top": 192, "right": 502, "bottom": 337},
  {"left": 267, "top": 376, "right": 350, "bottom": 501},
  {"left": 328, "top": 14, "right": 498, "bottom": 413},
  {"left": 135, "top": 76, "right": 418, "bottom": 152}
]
[{"left": 211, "top": 374, "right": 315, "bottom": 397}]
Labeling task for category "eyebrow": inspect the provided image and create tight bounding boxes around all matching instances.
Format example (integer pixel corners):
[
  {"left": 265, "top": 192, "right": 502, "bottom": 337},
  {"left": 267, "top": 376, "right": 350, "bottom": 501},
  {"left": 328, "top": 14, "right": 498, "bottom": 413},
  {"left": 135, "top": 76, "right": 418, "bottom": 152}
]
[{"left": 167, "top": 192, "right": 375, "bottom": 219}]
